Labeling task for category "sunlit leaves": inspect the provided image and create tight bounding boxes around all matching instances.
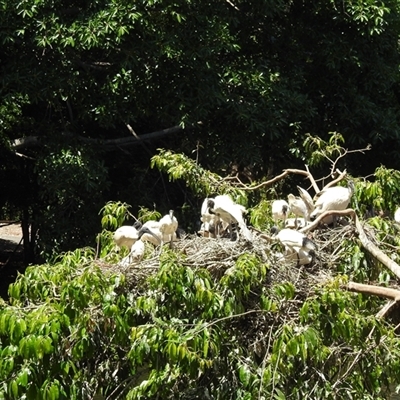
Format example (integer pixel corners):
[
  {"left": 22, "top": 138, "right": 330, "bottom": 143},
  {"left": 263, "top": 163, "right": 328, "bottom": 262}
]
[
  {"left": 99, "top": 200, "right": 131, "bottom": 230},
  {"left": 151, "top": 148, "right": 248, "bottom": 203}
]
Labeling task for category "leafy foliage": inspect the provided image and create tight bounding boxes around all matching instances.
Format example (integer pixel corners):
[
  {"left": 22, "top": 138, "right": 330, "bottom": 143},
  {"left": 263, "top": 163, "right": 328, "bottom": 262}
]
[
  {"left": 2, "top": 180, "right": 400, "bottom": 399},
  {"left": 151, "top": 149, "right": 249, "bottom": 204}
]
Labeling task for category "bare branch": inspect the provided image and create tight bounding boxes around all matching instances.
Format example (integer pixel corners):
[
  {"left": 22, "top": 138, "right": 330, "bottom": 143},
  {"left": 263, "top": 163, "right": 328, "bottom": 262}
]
[
  {"left": 300, "top": 208, "right": 356, "bottom": 234},
  {"left": 329, "top": 144, "right": 372, "bottom": 177},
  {"left": 10, "top": 125, "right": 183, "bottom": 152},
  {"left": 345, "top": 281, "right": 400, "bottom": 301},
  {"left": 314, "top": 169, "right": 348, "bottom": 194},
  {"left": 231, "top": 168, "right": 318, "bottom": 192}
]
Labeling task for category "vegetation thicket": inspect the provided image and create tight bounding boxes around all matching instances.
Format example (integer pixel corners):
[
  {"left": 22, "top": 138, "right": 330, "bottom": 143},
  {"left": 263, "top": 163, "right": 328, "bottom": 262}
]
[
  {"left": 2, "top": 1, "right": 400, "bottom": 397},
  {"left": 2, "top": 136, "right": 400, "bottom": 399},
  {"left": 1, "top": 0, "right": 400, "bottom": 259}
]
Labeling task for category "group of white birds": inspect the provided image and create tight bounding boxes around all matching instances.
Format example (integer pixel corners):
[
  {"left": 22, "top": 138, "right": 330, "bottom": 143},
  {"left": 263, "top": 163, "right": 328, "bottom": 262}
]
[
  {"left": 199, "top": 194, "right": 253, "bottom": 241},
  {"left": 112, "top": 180, "right": 356, "bottom": 268},
  {"left": 270, "top": 180, "right": 355, "bottom": 265},
  {"left": 113, "top": 210, "right": 179, "bottom": 265},
  {"left": 272, "top": 180, "right": 355, "bottom": 229}
]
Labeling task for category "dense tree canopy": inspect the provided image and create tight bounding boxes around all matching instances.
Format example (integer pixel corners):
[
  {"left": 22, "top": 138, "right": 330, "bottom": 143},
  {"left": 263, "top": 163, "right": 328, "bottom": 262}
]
[
  {"left": 3, "top": 2, "right": 400, "bottom": 397},
  {"left": 1, "top": 0, "right": 400, "bottom": 255}
]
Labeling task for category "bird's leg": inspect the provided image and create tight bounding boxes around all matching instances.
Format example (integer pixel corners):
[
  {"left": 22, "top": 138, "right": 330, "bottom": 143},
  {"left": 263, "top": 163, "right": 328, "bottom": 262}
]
[{"left": 229, "top": 222, "right": 235, "bottom": 241}]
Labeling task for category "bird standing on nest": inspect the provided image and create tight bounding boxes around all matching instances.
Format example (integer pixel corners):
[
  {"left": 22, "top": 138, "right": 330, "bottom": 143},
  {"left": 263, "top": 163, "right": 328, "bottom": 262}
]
[
  {"left": 159, "top": 210, "right": 179, "bottom": 247},
  {"left": 287, "top": 194, "right": 310, "bottom": 228},
  {"left": 272, "top": 199, "right": 290, "bottom": 227},
  {"left": 119, "top": 226, "right": 161, "bottom": 266},
  {"left": 200, "top": 197, "right": 221, "bottom": 238},
  {"left": 207, "top": 195, "right": 252, "bottom": 241},
  {"left": 113, "top": 225, "right": 158, "bottom": 250},
  {"left": 310, "top": 180, "right": 355, "bottom": 225},
  {"left": 271, "top": 226, "right": 317, "bottom": 265}
]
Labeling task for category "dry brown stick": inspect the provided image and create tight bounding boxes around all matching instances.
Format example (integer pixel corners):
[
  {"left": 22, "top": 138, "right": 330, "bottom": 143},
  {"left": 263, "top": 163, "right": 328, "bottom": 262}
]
[
  {"left": 299, "top": 208, "right": 356, "bottom": 234},
  {"left": 346, "top": 281, "right": 400, "bottom": 301},
  {"left": 376, "top": 301, "right": 397, "bottom": 319},
  {"left": 232, "top": 168, "right": 316, "bottom": 191},
  {"left": 305, "top": 165, "right": 320, "bottom": 193},
  {"left": 345, "top": 281, "right": 400, "bottom": 319},
  {"left": 353, "top": 213, "right": 400, "bottom": 280},
  {"left": 316, "top": 169, "right": 348, "bottom": 193}
]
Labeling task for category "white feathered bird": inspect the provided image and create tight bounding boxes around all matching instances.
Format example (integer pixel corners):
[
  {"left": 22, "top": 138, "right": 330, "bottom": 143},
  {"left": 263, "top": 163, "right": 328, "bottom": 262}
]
[
  {"left": 310, "top": 180, "right": 355, "bottom": 223},
  {"left": 113, "top": 225, "right": 153, "bottom": 250},
  {"left": 134, "top": 220, "right": 176, "bottom": 246},
  {"left": 271, "top": 226, "right": 317, "bottom": 254},
  {"left": 119, "top": 226, "right": 161, "bottom": 266},
  {"left": 279, "top": 248, "right": 315, "bottom": 266},
  {"left": 271, "top": 226, "right": 317, "bottom": 265},
  {"left": 271, "top": 200, "right": 290, "bottom": 226},
  {"left": 297, "top": 186, "right": 315, "bottom": 216},
  {"left": 119, "top": 240, "right": 146, "bottom": 267},
  {"left": 159, "top": 210, "right": 179, "bottom": 246},
  {"left": 207, "top": 195, "right": 252, "bottom": 241},
  {"left": 287, "top": 194, "right": 310, "bottom": 227},
  {"left": 200, "top": 197, "right": 221, "bottom": 238},
  {"left": 285, "top": 217, "right": 307, "bottom": 229}
]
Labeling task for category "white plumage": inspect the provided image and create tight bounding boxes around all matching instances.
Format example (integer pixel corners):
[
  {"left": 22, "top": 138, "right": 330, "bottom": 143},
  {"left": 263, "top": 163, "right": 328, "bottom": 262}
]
[
  {"left": 271, "top": 226, "right": 317, "bottom": 254},
  {"left": 278, "top": 248, "right": 315, "bottom": 266},
  {"left": 207, "top": 195, "right": 252, "bottom": 241},
  {"left": 120, "top": 240, "right": 146, "bottom": 266},
  {"left": 138, "top": 220, "right": 174, "bottom": 246},
  {"left": 271, "top": 200, "right": 290, "bottom": 226},
  {"left": 200, "top": 197, "right": 221, "bottom": 238},
  {"left": 118, "top": 226, "right": 160, "bottom": 266},
  {"left": 285, "top": 217, "right": 307, "bottom": 229},
  {"left": 395, "top": 207, "right": 400, "bottom": 223},
  {"left": 159, "top": 210, "right": 179, "bottom": 246},
  {"left": 287, "top": 194, "right": 310, "bottom": 226},
  {"left": 113, "top": 225, "right": 141, "bottom": 250},
  {"left": 310, "top": 180, "right": 355, "bottom": 221},
  {"left": 297, "top": 186, "right": 315, "bottom": 216}
]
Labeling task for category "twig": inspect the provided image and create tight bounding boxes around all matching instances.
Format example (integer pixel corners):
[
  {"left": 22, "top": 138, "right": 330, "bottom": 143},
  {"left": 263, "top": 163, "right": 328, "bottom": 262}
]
[
  {"left": 299, "top": 208, "right": 356, "bottom": 234},
  {"left": 315, "top": 169, "right": 348, "bottom": 193},
  {"left": 345, "top": 281, "right": 400, "bottom": 301}
]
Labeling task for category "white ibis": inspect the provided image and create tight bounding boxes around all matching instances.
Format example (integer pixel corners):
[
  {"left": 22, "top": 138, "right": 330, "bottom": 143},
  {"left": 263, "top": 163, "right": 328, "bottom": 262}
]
[
  {"left": 272, "top": 199, "right": 290, "bottom": 226},
  {"left": 310, "top": 180, "right": 355, "bottom": 224},
  {"left": 271, "top": 226, "right": 317, "bottom": 266},
  {"left": 159, "top": 210, "right": 179, "bottom": 247},
  {"left": 207, "top": 195, "right": 252, "bottom": 241},
  {"left": 113, "top": 225, "right": 149, "bottom": 250},
  {"left": 200, "top": 197, "right": 221, "bottom": 238},
  {"left": 119, "top": 226, "right": 161, "bottom": 265},
  {"left": 287, "top": 194, "right": 310, "bottom": 227}
]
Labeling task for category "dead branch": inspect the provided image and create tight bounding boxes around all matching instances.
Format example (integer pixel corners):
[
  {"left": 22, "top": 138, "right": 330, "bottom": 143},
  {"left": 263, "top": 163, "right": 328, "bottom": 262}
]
[
  {"left": 10, "top": 125, "right": 184, "bottom": 152},
  {"left": 328, "top": 144, "right": 371, "bottom": 179},
  {"left": 345, "top": 281, "right": 400, "bottom": 301},
  {"left": 376, "top": 300, "right": 398, "bottom": 319},
  {"left": 345, "top": 281, "right": 400, "bottom": 319},
  {"left": 232, "top": 168, "right": 319, "bottom": 192},
  {"left": 353, "top": 213, "right": 400, "bottom": 280},
  {"left": 300, "top": 208, "right": 356, "bottom": 234},
  {"left": 304, "top": 165, "right": 320, "bottom": 193},
  {"left": 315, "top": 169, "right": 348, "bottom": 194}
]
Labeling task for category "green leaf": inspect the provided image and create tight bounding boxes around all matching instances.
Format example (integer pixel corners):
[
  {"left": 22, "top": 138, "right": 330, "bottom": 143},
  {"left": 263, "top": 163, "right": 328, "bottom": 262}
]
[{"left": 239, "top": 365, "right": 251, "bottom": 387}]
